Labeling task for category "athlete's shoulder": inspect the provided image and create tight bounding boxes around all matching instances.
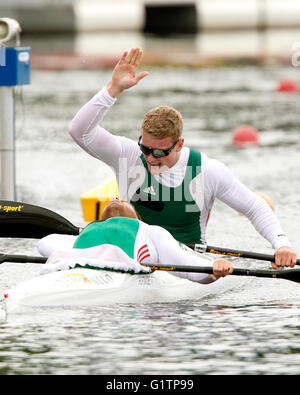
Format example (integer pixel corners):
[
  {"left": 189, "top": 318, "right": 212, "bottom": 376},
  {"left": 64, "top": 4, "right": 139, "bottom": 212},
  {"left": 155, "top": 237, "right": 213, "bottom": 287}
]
[
  {"left": 201, "top": 152, "right": 228, "bottom": 172},
  {"left": 118, "top": 136, "right": 143, "bottom": 166}
]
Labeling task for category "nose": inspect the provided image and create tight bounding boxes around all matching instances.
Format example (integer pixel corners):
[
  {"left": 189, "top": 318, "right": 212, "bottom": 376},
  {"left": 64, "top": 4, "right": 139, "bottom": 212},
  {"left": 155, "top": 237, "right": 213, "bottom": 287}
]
[
  {"left": 146, "top": 152, "right": 158, "bottom": 161},
  {"left": 109, "top": 197, "right": 121, "bottom": 205}
]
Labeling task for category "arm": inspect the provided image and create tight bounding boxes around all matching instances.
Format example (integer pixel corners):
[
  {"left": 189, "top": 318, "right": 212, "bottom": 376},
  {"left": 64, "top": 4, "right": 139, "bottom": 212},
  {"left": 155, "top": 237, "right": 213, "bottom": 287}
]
[
  {"left": 148, "top": 225, "right": 233, "bottom": 284},
  {"left": 204, "top": 157, "right": 297, "bottom": 269},
  {"left": 68, "top": 87, "right": 123, "bottom": 166},
  {"left": 69, "top": 48, "right": 148, "bottom": 168},
  {"left": 37, "top": 234, "right": 77, "bottom": 257}
]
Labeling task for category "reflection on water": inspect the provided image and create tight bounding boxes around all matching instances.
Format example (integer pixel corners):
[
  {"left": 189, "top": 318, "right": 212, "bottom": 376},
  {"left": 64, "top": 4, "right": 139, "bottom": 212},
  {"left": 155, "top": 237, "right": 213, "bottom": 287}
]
[
  {"left": 23, "top": 29, "right": 300, "bottom": 66},
  {"left": 0, "top": 302, "right": 299, "bottom": 375}
]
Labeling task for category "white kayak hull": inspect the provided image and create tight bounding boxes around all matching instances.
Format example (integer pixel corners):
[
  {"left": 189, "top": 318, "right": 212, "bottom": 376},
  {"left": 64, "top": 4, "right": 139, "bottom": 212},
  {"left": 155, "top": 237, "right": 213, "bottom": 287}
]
[{"left": 2, "top": 268, "right": 225, "bottom": 312}]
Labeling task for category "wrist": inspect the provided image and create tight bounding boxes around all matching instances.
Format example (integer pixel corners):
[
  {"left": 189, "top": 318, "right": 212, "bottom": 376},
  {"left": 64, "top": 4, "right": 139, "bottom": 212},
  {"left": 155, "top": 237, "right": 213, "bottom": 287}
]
[{"left": 106, "top": 81, "right": 123, "bottom": 98}]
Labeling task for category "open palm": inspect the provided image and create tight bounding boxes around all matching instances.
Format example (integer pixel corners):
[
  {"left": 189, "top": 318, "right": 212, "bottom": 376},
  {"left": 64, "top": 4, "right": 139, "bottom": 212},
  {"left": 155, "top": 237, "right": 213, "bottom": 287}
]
[{"left": 111, "top": 48, "right": 149, "bottom": 91}]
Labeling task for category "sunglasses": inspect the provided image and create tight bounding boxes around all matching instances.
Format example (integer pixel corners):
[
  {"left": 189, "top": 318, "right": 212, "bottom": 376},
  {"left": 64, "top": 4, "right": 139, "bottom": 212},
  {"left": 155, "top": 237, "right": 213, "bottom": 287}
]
[{"left": 138, "top": 136, "right": 179, "bottom": 158}]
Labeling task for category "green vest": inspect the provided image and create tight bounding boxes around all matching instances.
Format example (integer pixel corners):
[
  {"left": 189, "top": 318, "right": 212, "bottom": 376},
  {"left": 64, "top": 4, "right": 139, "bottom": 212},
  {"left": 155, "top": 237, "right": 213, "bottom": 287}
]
[
  {"left": 130, "top": 149, "right": 202, "bottom": 244},
  {"left": 73, "top": 217, "right": 140, "bottom": 258}
]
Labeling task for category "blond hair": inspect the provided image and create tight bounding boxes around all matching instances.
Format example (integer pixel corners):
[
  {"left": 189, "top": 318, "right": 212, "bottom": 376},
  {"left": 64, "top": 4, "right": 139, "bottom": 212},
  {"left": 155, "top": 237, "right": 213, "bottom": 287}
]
[
  {"left": 142, "top": 106, "right": 183, "bottom": 141},
  {"left": 101, "top": 201, "right": 140, "bottom": 221}
]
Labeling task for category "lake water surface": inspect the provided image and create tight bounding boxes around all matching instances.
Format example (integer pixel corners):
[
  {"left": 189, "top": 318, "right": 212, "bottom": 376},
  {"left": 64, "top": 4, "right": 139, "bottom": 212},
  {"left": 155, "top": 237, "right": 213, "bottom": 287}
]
[{"left": 0, "top": 63, "right": 299, "bottom": 375}]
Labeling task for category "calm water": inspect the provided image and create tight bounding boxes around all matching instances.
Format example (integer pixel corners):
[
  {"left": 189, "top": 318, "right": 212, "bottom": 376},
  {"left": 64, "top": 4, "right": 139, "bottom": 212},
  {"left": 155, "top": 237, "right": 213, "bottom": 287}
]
[{"left": 0, "top": 63, "right": 300, "bottom": 375}]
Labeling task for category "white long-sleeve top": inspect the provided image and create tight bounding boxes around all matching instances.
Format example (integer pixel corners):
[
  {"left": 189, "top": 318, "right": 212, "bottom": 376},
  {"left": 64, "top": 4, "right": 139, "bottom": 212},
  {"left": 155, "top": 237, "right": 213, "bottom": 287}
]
[
  {"left": 38, "top": 220, "right": 216, "bottom": 284},
  {"left": 68, "top": 86, "right": 291, "bottom": 251}
]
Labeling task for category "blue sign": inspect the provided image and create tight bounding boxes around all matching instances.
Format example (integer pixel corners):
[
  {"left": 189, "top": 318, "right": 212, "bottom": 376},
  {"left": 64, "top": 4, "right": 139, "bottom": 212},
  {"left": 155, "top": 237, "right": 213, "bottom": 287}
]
[{"left": 0, "top": 47, "right": 31, "bottom": 86}]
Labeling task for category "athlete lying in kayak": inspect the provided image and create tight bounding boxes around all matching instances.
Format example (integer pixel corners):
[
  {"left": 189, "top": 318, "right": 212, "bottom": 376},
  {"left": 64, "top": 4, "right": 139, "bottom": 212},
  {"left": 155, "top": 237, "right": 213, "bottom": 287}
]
[{"left": 38, "top": 198, "right": 234, "bottom": 283}]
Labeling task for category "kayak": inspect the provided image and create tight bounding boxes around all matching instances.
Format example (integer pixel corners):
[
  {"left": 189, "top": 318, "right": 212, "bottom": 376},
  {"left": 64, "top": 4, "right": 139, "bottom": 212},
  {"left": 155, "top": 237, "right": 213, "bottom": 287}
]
[{"left": 1, "top": 265, "right": 225, "bottom": 313}]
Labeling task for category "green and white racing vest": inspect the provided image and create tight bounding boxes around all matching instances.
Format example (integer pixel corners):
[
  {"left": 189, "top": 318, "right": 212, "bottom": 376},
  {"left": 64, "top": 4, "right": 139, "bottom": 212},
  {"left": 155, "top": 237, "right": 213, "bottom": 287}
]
[
  {"left": 130, "top": 149, "right": 202, "bottom": 245},
  {"left": 73, "top": 217, "right": 140, "bottom": 258}
]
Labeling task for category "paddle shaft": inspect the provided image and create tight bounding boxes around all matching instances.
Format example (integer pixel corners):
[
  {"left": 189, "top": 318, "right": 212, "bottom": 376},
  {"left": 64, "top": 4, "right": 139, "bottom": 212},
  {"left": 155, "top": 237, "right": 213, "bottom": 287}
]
[
  {"left": 0, "top": 253, "right": 299, "bottom": 283},
  {"left": 187, "top": 244, "right": 300, "bottom": 266},
  {"left": 0, "top": 254, "right": 47, "bottom": 264},
  {"left": 143, "top": 264, "right": 300, "bottom": 284}
]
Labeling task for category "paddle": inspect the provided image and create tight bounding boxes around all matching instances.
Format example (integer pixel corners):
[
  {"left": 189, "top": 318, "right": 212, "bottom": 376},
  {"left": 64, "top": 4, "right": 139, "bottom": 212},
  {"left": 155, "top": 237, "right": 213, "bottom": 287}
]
[
  {"left": 186, "top": 244, "right": 300, "bottom": 266},
  {"left": 0, "top": 200, "right": 80, "bottom": 238},
  {"left": 0, "top": 251, "right": 299, "bottom": 283},
  {"left": 0, "top": 199, "right": 299, "bottom": 267},
  {"left": 143, "top": 264, "right": 300, "bottom": 284},
  {"left": 0, "top": 254, "right": 300, "bottom": 283},
  {"left": 0, "top": 253, "right": 47, "bottom": 264}
]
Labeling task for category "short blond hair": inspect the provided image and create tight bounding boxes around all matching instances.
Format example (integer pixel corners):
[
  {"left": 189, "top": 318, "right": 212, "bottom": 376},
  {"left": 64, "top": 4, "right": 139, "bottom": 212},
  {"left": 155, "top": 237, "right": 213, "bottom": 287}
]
[
  {"left": 101, "top": 201, "right": 140, "bottom": 221},
  {"left": 142, "top": 106, "right": 183, "bottom": 141}
]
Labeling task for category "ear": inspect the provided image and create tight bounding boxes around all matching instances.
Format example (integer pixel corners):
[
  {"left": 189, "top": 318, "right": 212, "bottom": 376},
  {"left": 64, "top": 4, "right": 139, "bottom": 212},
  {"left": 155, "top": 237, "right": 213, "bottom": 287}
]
[{"left": 176, "top": 138, "right": 184, "bottom": 151}]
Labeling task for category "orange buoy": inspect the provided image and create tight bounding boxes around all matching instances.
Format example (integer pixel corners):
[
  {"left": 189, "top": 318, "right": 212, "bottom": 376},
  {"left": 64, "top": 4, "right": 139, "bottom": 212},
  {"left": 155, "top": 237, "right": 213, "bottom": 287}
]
[
  {"left": 232, "top": 125, "right": 259, "bottom": 148},
  {"left": 255, "top": 192, "right": 275, "bottom": 211},
  {"left": 277, "top": 79, "right": 298, "bottom": 93}
]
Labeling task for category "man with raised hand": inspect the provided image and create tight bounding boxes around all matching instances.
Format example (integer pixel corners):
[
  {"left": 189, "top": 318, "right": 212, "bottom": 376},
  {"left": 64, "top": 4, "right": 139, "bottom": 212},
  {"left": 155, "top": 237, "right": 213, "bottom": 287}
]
[{"left": 69, "top": 48, "right": 297, "bottom": 270}]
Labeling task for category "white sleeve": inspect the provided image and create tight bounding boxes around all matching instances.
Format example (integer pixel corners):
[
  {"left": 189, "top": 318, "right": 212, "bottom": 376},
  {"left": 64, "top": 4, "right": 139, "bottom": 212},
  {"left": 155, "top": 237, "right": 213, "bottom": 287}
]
[
  {"left": 148, "top": 225, "right": 215, "bottom": 284},
  {"left": 37, "top": 234, "right": 78, "bottom": 257},
  {"left": 68, "top": 86, "right": 140, "bottom": 171},
  {"left": 204, "top": 157, "right": 291, "bottom": 250}
]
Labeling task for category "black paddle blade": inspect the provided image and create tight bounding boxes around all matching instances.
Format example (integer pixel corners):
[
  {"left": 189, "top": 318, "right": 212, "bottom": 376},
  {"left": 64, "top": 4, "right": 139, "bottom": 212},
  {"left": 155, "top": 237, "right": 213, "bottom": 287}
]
[{"left": 0, "top": 200, "right": 80, "bottom": 238}]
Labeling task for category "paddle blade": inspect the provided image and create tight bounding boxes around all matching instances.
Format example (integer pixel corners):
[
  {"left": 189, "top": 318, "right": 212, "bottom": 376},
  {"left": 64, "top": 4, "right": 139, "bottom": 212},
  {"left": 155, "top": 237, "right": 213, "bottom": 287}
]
[{"left": 0, "top": 200, "right": 80, "bottom": 238}]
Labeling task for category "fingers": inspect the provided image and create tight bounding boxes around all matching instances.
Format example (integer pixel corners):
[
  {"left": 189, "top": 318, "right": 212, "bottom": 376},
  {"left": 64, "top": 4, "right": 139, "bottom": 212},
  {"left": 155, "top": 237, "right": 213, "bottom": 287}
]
[
  {"left": 127, "top": 48, "right": 138, "bottom": 64},
  {"left": 131, "top": 48, "right": 140, "bottom": 65},
  {"left": 125, "top": 48, "right": 143, "bottom": 66},
  {"left": 274, "top": 246, "right": 297, "bottom": 269},
  {"left": 135, "top": 71, "right": 149, "bottom": 83},
  {"left": 134, "top": 49, "right": 143, "bottom": 67},
  {"left": 118, "top": 51, "right": 128, "bottom": 66},
  {"left": 213, "top": 259, "right": 234, "bottom": 279},
  {"left": 115, "top": 48, "right": 142, "bottom": 69}
]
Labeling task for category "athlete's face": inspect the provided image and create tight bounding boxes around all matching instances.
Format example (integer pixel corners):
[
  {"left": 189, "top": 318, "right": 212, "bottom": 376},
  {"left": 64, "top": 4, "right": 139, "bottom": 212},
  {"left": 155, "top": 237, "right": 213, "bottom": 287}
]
[
  {"left": 140, "top": 133, "right": 184, "bottom": 175},
  {"left": 102, "top": 198, "right": 138, "bottom": 220}
]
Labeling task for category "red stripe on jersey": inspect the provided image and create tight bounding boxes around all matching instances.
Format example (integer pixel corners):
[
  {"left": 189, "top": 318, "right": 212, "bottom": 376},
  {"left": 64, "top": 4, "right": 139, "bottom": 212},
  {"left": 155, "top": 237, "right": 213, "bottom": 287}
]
[
  {"left": 138, "top": 244, "right": 147, "bottom": 255},
  {"left": 139, "top": 254, "right": 150, "bottom": 263},
  {"left": 138, "top": 244, "right": 148, "bottom": 258},
  {"left": 137, "top": 244, "right": 149, "bottom": 262}
]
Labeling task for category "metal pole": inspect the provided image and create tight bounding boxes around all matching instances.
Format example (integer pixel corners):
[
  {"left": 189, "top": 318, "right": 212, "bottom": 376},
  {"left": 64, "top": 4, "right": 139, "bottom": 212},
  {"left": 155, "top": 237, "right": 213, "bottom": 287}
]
[
  {"left": 0, "top": 19, "right": 30, "bottom": 201},
  {"left": 0, "top": 86, "right": 15, "bottom": 200}
]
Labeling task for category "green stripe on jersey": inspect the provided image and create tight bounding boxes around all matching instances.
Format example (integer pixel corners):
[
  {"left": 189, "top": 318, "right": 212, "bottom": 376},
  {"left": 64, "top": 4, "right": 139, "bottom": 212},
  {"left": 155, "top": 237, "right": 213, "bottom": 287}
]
[
  {"left": 73, "top": 217, "right": 140, "bottom": 258},
  {"left": 130, "top": 148, "right": 202, "bottom": 244}
]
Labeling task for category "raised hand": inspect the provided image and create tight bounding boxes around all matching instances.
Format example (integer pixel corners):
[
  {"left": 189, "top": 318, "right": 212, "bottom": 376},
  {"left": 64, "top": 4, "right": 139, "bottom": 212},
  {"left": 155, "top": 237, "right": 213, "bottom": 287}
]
[{"left": 107, "top": 48, "right": 149, "bottom": 97}]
